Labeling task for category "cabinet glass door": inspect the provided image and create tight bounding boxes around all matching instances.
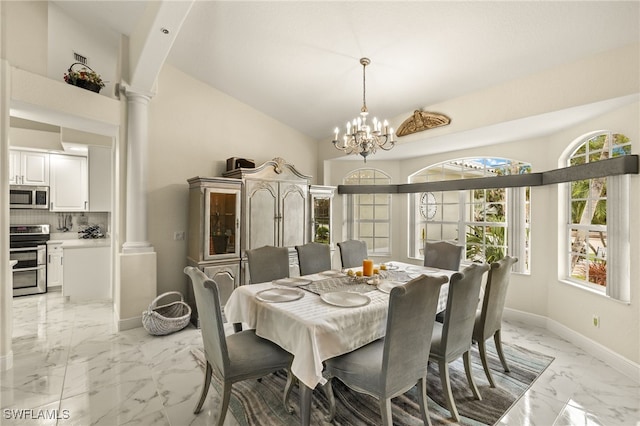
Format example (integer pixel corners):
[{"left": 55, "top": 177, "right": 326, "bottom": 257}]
[
  {"left": 312, "top": 197, "right": 331, "bottom": 244},
  {"left": 205, "top": 189, "right": 240, "bottom": 259}
]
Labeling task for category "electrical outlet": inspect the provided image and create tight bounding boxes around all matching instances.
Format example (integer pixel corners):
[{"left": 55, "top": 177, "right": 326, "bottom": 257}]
[
  {"left": 173, "top": 231, "right": 185, "bottom": 241},
  {"left": 592, "top": 315, "right": 600, "bottom": 328}
]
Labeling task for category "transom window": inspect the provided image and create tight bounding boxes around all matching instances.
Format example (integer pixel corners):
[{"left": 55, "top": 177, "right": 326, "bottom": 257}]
[
  {"left": 565, "top": 131, "right": 631, "bottom": 298},
  {"left": 343, "top": 169, "right": 391, "bottom": 256},
  {"left": 409, "top": 158, "right": 531, "bottom": 271}
]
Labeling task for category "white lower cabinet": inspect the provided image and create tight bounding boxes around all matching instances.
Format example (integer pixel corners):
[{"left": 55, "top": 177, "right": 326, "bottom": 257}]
[
  {"left": 62, "top": 245, "right": 110, "bottom": 301},
  {"left": 47, "top": 242, "right": 64, "bottom": 288}
]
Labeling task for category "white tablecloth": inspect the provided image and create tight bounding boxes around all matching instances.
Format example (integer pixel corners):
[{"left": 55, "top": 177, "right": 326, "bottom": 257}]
[{"left": 224, "top": 262, "right": 454, "bottom": 389}]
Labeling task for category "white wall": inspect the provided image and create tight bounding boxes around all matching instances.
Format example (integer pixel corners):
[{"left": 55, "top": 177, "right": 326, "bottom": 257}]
[
  {"left": 47, "top": 2, "right": 120, "bottom": 100},
  {"left": 147, "top": 64, "right": 319, "bottom": 296}
]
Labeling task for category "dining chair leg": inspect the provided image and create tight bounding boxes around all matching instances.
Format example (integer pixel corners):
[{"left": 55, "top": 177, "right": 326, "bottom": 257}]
[
  {"left": 300, "top": 383, "right": 313, "bottom": 426},
  {"left": 322, "top": 379, "right": 336, "bottom": 421},
  {"left": 417, "top": 377, "right": 432, "bottom": 426},
  {"left": 194, "top": 361, "right": 212, "bottom": 414},
  {"left": 438, "top": 359, "right": 460, "bottom": 422},
  {"left": 494, "top": 330, "right": 510, "bottom": 372},
  {"left": 478, "top": 339, "right": 496, "bottom": 387},
  {"left": 283, "top": 371, "right": 295, "bottom": 414},
  {"left": 379, "top": 397, "right": 393, "bottom": 426},
  {"left": 216, "top": 381, "right": 233, "bottom": 426},
  {"left": 463, "top": 351, "right": 482, "bottom": 400}
]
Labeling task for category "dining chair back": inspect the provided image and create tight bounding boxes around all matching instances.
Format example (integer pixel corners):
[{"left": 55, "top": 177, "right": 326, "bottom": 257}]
[
  {"left": 473, "top": 255, "right": 518, "bottom": 387},
  {"left": 295, "top": 242, "right": 331, "bottom": 275},
  {"left": 246, "top": 245, "right": 290, "bottom": 283},
  {"left": 324, "top": 274, "right": 448, "bottom": 426},
  {"left": 337, "top": 239, "right": 368, "bottom": 268},
  {"left": 423, "top": 241, "right": 464, "bottom": 271},
  {"left": 429, "top": 262, "right": 490, "bottom": 422},
  {"left": 184, "top": 266, "right": 293, "bottom": 425}
]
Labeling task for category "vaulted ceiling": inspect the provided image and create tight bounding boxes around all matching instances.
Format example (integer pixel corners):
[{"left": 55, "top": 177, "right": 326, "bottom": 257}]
[{"left": 52, "top": 1, "right": 640, "bottom": 157}]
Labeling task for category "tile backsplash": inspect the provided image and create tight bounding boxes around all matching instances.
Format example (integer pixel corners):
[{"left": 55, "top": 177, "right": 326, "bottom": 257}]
[{"left": 10, "top": 210, "right": 110, "bottom": 236}]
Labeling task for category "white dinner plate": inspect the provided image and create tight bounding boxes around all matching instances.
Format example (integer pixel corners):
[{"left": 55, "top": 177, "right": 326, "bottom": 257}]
[
  {"left": 377, "top": 280, "right": 405, "bottom": 294},
  {"left": 320, "top": 270, "right": 343, "bottom": 277},
  {"left": 405, "top": 266, "right": 439, "bottom": 274},
  {"left": 272, "top": 277, "right": 312, "bottom": 287},
  {"left": 320, "top": 291, "right": 370, "bottom": 308},
  {"left": 382, "top": 264, "right": 399, "bottom": 271},
  {"left": 256, "top": 288, "right": 305, "bottom": 303}
]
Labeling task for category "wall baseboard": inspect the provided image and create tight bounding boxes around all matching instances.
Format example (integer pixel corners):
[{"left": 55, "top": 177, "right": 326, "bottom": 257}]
[
  {"left": 116, "top": 315, "right": 142, "bottom": 332},
  {"left": 504, "top": 308, "right": 640, "bottom": 383},
  {"left": 0, "top": 351, "right": 13, "bottom": 371}
]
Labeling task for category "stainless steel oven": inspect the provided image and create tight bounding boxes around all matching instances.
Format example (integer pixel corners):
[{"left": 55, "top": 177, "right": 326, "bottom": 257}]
[{"left": 10, "top": 224, "right": 50, "bottom": 297}]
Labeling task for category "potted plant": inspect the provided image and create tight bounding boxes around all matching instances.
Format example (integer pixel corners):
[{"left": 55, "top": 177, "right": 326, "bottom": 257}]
[{"left": 63, "top": 63, "right": 105, "bottom": 93}]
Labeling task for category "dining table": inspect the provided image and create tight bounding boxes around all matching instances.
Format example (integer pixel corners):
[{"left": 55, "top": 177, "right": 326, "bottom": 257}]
[{"left": 224, "top": 261, "right": 457, "bottom": 426}]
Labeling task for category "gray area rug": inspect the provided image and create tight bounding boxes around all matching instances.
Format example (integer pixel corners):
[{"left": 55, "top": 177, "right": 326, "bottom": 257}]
[{"left": 191, "top": 341, "right": 553, "bottom": 425}]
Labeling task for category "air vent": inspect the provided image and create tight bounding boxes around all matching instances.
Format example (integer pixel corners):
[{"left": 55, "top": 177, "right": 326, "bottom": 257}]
[{"left": 73, "top": 52, "right": 88, "bottom": 65}]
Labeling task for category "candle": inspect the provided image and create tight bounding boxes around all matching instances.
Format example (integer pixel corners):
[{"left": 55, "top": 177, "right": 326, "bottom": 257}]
[{"left": 363, "top": 259, "right": 374, "bottom": 277}]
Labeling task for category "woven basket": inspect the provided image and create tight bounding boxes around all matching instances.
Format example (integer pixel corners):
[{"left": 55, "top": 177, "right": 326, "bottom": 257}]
[{"left": 142, "top": 291, "right": 192, "bottom": 336}]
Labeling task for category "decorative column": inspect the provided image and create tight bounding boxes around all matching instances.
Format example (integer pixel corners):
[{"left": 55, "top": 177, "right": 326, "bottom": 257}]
[
  {"left": 117, "top": 86, "right": 157, "bottom": 331},
  {"left": 122, "top": 88, "right": 154, "bottom": 253}
]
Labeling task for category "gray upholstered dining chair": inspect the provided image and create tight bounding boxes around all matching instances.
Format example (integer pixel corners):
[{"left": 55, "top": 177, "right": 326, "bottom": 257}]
[
  {"left": 337, "top": 239, "right": 368, "bottom": 268},
  {"left": 473, "top": 255, "right": 518, "bottom": 387},
  {"left": 184, "top": 266, "right": 294, "bottom": 426},
  {"left": 423, "top": 240, "right": 464, "bottom": 271},
  {"left": 246, "top": 245, "right": 290, "bottom": 284},
  {"left": 295, "top": 242, "right": 332, "bottom": 275},
  {"left": 324, "top": 274, "right": 448, "bottom": 426},
  {"left": 429, "top": 262, "right": 490, "bottom": 422}
]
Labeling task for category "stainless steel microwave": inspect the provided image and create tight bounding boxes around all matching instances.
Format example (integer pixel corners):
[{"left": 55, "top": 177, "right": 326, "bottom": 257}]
[{"left": 9, "top": 185, "right": 49, "bottom": 209}]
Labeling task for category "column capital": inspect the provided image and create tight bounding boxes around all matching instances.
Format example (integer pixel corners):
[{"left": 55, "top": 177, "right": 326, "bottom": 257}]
[{"left": 117, "top": 82, "right": 155, "bottom": 102}]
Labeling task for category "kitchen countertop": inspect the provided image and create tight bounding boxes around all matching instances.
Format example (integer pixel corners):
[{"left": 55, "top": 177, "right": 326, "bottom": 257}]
[{"left": 48, "top": 234, "right": 110, "bottom": 248}]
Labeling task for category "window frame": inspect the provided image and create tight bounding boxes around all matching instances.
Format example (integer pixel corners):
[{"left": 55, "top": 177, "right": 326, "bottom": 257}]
[
  {"left": 343, "top": 168, "right": 392, "bottom": 256},
  {"left": 562, "top": 131, "right": 631, "bottom": 300},
  {"left": 408, "top": 157, "right": 531, "bottom": 272}
]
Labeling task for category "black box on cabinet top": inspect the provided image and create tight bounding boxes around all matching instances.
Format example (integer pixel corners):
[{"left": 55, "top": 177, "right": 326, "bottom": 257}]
[{"left": 226, "top": 157, "right": 255, "bottom": 171}]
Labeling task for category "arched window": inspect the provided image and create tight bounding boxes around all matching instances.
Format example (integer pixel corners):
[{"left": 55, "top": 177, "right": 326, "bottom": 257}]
[
  {"left": 343, "top": 169, "right": 391, "bottom": 256},
  {"left": 563, "top": 131, "right": 631, "bottom": 301},
  {"left": 409, "top": 158, "right": 531, "bottom": 272}
]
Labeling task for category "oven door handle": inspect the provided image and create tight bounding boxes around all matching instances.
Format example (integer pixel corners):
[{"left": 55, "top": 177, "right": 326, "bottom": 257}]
[
  {"left": 12, "top": 265, "right": 45, "bottom": 272},
  {"left": 9, "top": 246, "right": 46, "bottom": 252}
]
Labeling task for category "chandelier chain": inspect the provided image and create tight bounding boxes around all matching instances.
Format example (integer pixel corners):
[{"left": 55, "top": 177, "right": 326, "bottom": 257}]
[{"left": 361, "top": 59, "right": 367, "bottom": 113}]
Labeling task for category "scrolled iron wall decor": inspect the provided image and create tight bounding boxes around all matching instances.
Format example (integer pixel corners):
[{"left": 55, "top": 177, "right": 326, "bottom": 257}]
[{"left": 396, "top": 110, "right": 451, "bottom": 137}]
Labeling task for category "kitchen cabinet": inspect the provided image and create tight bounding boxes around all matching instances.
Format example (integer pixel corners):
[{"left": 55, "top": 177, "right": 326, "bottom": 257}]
[
  {"left": 50, "top": 154, "right": 88, "bottom": 211},
  {"left": 47, "top": 242, "right": 64, "bottom": 288},
  {"left": 9, "top": 150, "right": 49, "bottom": 185},
  {"left": 62, "top": 243, "right": 110, "bottom": 301},
  {"left": 88, "top": 146, "right": 112, "bottom": 212}
]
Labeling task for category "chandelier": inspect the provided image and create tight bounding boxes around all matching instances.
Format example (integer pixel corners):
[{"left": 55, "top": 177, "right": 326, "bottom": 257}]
[{"left": 332, "top": 57, "right": 395, "bottom": 162}]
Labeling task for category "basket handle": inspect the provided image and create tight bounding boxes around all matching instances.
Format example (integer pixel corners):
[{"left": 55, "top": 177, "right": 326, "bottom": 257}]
[
  {"left": 67, "top": 62, "right": 97, "bottom": 74},
  {"left": 149, "top": 291, "right": 184, "bottom": 309}
]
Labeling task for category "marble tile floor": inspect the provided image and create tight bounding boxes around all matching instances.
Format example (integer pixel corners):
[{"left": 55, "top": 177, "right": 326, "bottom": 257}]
[{"left": 1, "top": 289, "right": 638, "bottom": 426}]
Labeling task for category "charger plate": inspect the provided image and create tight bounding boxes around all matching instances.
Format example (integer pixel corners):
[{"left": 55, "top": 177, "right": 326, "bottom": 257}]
[
  {"left": 377, "top": 280, "right": 405, "bottom": 294},
  {"left": 256, "top": 288, "right": 305, "bottom": 303},
  {"left": 273, "top": 277, "right": 313, "bottom": 287},
  {"left": 321, "top": 291, "right": 370, "bottom": 308}
]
